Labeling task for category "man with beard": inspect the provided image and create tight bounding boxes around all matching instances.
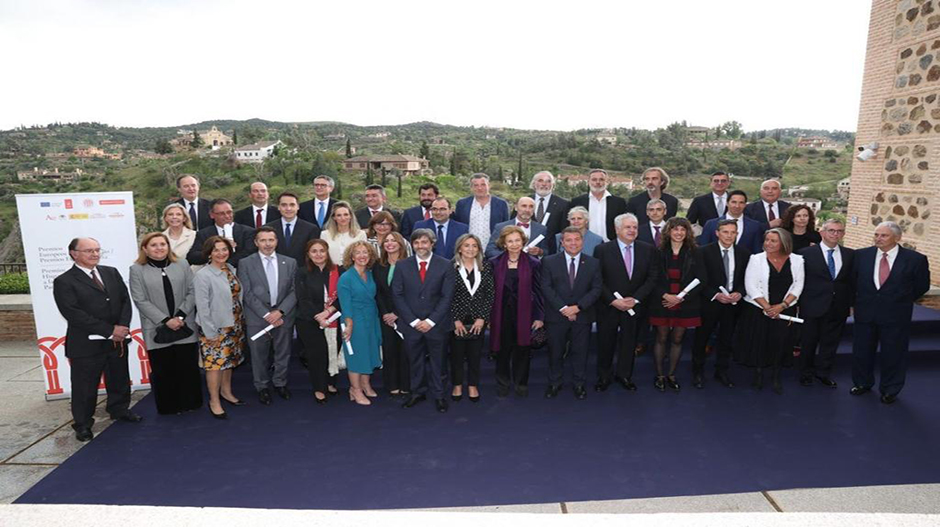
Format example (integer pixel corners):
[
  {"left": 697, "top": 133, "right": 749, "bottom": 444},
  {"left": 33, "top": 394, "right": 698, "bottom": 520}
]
[
  {"left": 627, "top": 167, "right": 679, "bottom": 224},
  {"left": 400, "top": 183, "right": 439, "bottom": 239},
  {"left": 567, "top": 169, "right": 628, "bottom": 242}
]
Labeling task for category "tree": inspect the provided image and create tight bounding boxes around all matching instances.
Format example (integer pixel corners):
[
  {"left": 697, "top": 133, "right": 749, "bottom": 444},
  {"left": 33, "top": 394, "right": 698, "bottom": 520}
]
[
  {"left": 154, "top": 139, "right": 173, "bottom": 155},
  {"left": 191, "top": 129, "right": 203, "bottom": 149},
  {"left": 721, "top": 121, "right": 743, "bottom": 139},
  {"left": 345, "top": 138, "right": 353, "bottom": 158},
  {"left": 449, "top": 150, "right": 457, "bottom": 175},
  {"left": 420, "top": 140, "right": 430, "bottom": 160},
  {"left": 365, "top": 163, "right": 374, "bottom": 185},
  {"left": 233, "top": 129, "right": 238, "bottom": 145}
]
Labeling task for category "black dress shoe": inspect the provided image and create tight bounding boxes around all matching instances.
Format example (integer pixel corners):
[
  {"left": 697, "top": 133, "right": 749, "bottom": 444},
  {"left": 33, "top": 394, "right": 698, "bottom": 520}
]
[
  {"left": 574, "top": 385, "right": 587, "bottom": 400},
  {"left": 468, "top": 394, "right": 481, "bottom": 403},
  {"left": 435, "top": 398, "right": 449, "bottom": 413},
  {"left": 850, "top": 385, "right": 871, "bottom": 396},
  {"left": 752, "top": 370, "right": 763, "bottom": 390},
  {"left": 402, "top": 394, "right": 426, "bottom": 408},
  {"left": 451, "top": 393, "right": 463, "bottom": 402},
  {"left": 75, "top": 428, "right": 94, "bottom": 442},
  {"left": 258, "top": 388, "right": 273, "bottom": 405},
  {"left": 880, "top": 393, "right": 898, "bottom": 405},
  {"left": 799, "top": 376, "right": 813, "bottom": 386},
  {"left": 208, "top": 407, "right": 227, "bottom": 420},
  {"left": 815, "top": 376, "right": 837, "bottom": 388},
  {"left": 594, "top": 379, "right": 611, "bottom": 392},
  {"left": 515, "top": 385, "right": 529, "bottom": 398},
  {"left": 544, "top": 385, "right": 561, "bottom": 399},
  {"left": 772, "top": 377, "right": 783, "bottom": 395},
  {"left": 112, "top": 412, "right": 142, "bottom": 423},
  {"left": 714, "top": 371, "right": 734, "bottom": 388},
  {"left": 692, "top": 373, "right": 704, "bottom": 389},
  {"left": 654, "top": 376, "right": 666, "bottom": 392},
  {"left": 275, "top": 386, "right": 292, "bottom": 400}
]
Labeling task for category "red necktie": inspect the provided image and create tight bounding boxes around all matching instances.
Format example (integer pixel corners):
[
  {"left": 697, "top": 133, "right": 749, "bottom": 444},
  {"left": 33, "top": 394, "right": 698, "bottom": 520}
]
[
  {"left": 419, "top": 261, "right": 427, "bottom": 283},
  {"left": 371, "top": 209, "right": 377, "bottom": 217},
  {"left": 879, "top": 252, "right": 890, "bottom": 287},
  {"left": 423, "top": 209, "right": 430, "bottom": 220},
  {"left": 255, "top": 209, "right": 262, "bottom": 228},
  {"left": 518, "top": 222, "right": 529, "bottom": 228}
]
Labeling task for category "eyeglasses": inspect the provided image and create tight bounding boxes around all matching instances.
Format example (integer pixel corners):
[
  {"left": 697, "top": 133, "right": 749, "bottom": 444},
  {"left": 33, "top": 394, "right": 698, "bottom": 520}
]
[
  {"left": 314, "top": 183, "right": 330, "bottom": 188},
  {"left": 75, "top": 248, "right": 101, "bottom": 254}
]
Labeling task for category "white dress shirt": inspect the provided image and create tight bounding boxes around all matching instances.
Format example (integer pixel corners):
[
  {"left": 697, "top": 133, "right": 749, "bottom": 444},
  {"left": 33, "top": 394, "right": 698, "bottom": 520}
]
[
  {"left": 726, "top": 213, "right": 745, "bottom": 243},
  {"left": 515, "top": 219, "right": 532, "bottom": 240},
  {"left": 74, "top": 264, "right": 100, "bottom": 281},
  {"left": 712, "top": 243, "right": 736, "bottom": 301},
  {"left": 616, "top": 238, "right": 634, "bottom": 277},
  {"left": 873, "top": 245, "right": 900, "bottom": 290},
  {"left": 184, "top": 199, "right": 200, "bottom": 225},
  {"left": 648, "top": 221, "right": 665, "bottom": 243},
  {"left": 589, "top": 191, "right": 611, "bottom": 242},
  {"left": 534, "top": 193, "right": 552, "bottom": 224}
]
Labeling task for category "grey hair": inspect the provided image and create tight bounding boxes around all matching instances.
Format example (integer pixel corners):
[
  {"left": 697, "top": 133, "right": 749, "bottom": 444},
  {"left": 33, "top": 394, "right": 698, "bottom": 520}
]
[
  {"left": 314, "top": 175, "right": 335, "bottom": 187},
  {"left": 469, "top": 173, "right": 490, "bottom": 185},
  {"left": 760, "top": 178, "right": 782, "bottom": 190},
  {"left": 614, "top": 212, "right": 639, "bottom": 229},
  {"left": 877, "top": 221, "right": 903, "bottom": 238},
  {"left": 411, "top": 227, "right": 437, "bottom": 245},
  {"left": 567, "top": 205, "right": 589, "bottom": 220},
  {"left": 642, "top": 167, "right": 670, "bottom": 190},
  {"left": 821, "top": 218, "right": 845, "bottom": 229},
  {"left": 529, "top": 171, "right": 555, "bottom": 190},
  {"left": 587, "top": 168, "right": 608, "bottom": 178},
  {"left": 646, "top": 198, "right": 666, "bottom": 211}
]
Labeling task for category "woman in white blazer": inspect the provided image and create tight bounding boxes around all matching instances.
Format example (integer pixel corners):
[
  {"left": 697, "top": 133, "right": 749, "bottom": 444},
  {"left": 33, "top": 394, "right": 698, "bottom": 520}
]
[{"left": 734, "top": 228, "right": 804, "bottom": 394}]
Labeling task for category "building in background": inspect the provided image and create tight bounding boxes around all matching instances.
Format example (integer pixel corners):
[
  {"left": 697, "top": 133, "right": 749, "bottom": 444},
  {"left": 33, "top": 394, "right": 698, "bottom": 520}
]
[{"left": 234, "top": 140, "right": 283, "bottom": 163}]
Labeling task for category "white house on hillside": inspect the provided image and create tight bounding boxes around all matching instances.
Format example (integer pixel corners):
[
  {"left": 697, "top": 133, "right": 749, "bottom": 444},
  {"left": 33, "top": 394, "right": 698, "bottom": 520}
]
[{"left": 234, "top": 140, "right": 282, "bottom": 163}]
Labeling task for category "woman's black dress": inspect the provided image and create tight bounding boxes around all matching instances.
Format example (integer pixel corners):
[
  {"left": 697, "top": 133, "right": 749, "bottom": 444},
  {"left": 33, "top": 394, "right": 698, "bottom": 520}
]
[{"left": 734, "top": 259, "right": 798, "bottom": 368}]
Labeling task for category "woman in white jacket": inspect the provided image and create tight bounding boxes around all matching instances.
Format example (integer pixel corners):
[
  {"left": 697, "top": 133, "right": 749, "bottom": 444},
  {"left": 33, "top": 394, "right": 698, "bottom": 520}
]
[{"left": 734, "top": 228, "right": 804, "bottom": 394}]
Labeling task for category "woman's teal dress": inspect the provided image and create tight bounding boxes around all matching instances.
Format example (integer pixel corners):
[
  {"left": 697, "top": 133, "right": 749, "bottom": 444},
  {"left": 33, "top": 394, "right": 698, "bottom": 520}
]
[{"left": 337, "top": 268, "right": 383, "bottom": 374}]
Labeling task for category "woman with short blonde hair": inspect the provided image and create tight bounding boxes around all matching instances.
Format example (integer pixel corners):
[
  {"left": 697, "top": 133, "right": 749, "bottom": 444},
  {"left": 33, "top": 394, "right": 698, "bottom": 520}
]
[{"left": 162, "top": 203, "right": 196, "bottom": 260}]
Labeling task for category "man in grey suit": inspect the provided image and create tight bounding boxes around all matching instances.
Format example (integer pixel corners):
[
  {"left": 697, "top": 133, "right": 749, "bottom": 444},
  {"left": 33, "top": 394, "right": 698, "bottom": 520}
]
[
  {"left": 484, "top": 196, "right": 548, "bottom": 259},
  {"left": 237, "top": 226, "right": 297, "bottom": 405}
]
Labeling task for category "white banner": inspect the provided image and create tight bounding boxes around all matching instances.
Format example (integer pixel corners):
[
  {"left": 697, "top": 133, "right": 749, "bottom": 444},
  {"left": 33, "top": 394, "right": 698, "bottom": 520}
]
[{"left": 15, "top": 192, "right": 150, "bottom": 400}]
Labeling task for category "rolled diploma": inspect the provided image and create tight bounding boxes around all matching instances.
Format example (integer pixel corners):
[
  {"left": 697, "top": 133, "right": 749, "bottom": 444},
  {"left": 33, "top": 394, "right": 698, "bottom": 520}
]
[
  {"left": 540, "top": 212, "right": 550, "bottom": 226},
  {"left": 613, "top": 292, "right": 638, "bottom": 316},
  {"left": 676, "top": 278, "right": 701, "bottom": 299},
  {"left": 777, "top": 313, "right": 804, "bottom": 324},
  {"left": 250, "top": 324, "right": 276, "bottom": 341},
  {"left": 339, "top": 318, "right": 354, "bottom": 355},
  {"left": 525, "top": 234, "right": 544, "bottom": 251},
  {"left": 392, "top": 323, "right": 404, "bottom": 340},
  {"left": 718, "top": 286, "right": 738, "bottom": 305}
]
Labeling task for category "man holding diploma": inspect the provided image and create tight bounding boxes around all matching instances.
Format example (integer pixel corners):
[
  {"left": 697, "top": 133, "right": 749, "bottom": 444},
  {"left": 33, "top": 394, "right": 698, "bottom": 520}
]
[{"left": 485, "top": 196, "right": 548, "bottom": 259}]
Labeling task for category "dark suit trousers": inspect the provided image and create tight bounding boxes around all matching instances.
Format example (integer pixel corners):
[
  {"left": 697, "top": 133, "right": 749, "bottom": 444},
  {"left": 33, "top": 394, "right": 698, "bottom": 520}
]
[
  {"left": 405, "top": 333, "right": 448, "bottom": 399},
  {"left": 596, "top": 307, "right": 638, "bottom": 381},
  {"left": 852, "top": 320, "right": 910, "bottom": 397},
  {"left": 547, "top": 320, "right": 590, "bottom": 387},
  {"left": 800, "top": 311, "right": 848, "bottom": 378},
  {"left": 148, "top": 342, "right": 202, "bottom": 415},
  {"left": 69, "top": 345, "right": 131, "bottom": 430},
  {"left": 450, "top": 335, "right": 483, "bottom": 387},
  {"left": 381, "top": 324, "right": 410, "bottom": 393},
  {"left": 692, "top": 304, "right": 738, "bottom": 374},
  {"left": 296, "top": 320, "right": 330, "bottom": 393}
]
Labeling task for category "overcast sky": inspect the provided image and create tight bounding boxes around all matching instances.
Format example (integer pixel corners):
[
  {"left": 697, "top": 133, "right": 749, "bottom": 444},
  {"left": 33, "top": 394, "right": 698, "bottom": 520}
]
[{"left": 0, "top": 0, "right": 871, "bottom": 133}]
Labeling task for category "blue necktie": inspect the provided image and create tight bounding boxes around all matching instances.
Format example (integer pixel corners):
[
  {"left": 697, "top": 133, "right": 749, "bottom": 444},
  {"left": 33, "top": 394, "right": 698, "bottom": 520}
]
[
  {"left": 317, "top": 202, "right": 326, "bottom": 227},
  {"left": 437, "top": 224, "right": 445, "bottom": 254},
  {"left": 188, "top": 202, "right": 197, "bottom": 228},
  {"left": 827, "top": 248, "right": 836, "bottom": 280},
  {"left": 284, "top": 223, "right": 292, "bottom": 248}
]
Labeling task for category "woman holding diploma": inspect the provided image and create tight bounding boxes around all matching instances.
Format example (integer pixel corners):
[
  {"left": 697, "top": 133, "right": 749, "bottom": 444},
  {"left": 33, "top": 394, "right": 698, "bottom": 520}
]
[
  {"left": 337, "top": 240, "right": 382, "bottom": 406},
  {"left": 295, "top": 239, "right": 344, "bottom": 404},
  {"left": 649, "top": 217, "right": 701, "bottom": 392},
  {"left": 735, "top": 228, "right": 805, "bottom": 394}
]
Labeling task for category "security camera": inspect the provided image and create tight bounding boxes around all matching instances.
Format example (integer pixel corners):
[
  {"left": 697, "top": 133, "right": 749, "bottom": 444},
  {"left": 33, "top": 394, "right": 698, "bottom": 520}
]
[{"left": 856, "top": 142, "right": 879, "bottom": 162}]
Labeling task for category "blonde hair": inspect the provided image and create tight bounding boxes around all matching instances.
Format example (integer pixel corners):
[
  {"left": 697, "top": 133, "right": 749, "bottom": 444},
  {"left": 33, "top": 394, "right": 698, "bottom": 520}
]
[
  {"left": 342, "top": 240, "right": 377, "bottom": 269},
  {"left": 135, "top": 232, "right": 177, "bottom": 265},
  {"left": 325, "top": 201, "right": 361, "bottom": 238},
  {"left": 162, "top": 203, "right": 193, "bottom": 230}
]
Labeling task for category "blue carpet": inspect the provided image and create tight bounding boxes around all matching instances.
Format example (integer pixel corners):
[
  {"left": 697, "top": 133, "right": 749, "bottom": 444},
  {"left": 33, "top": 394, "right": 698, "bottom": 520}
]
[{"left": 15, "top": 309, "right": 940, "bottom": 510}]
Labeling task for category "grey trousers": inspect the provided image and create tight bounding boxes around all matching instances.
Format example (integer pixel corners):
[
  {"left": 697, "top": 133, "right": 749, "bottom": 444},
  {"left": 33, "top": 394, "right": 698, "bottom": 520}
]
[{"left": 247, "top": 321, "right": 293, "bottom": 391}]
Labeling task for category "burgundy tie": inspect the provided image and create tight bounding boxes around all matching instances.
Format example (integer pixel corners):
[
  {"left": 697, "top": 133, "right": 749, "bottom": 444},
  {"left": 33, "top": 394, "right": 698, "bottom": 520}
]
[
  {"left": 371, "top": 210, "right": 377, "bottom": 217},
  {"left": 518, "top": 222, "right": 529, "bottom": 228},
  {"left": 653, "top": 225, "right": 661, "bottom": 247},
  {"left": 90, "top": 269, "right": 105, "bottom": 291},
  {"left": 768, "top": 205, "right": 776, "bottom": 222},
  {"left": 255, "top": 209, "right": 263, "bottom": 228},
  {"left": 879, "top": 252, "right": 890, "bottom": 287}
]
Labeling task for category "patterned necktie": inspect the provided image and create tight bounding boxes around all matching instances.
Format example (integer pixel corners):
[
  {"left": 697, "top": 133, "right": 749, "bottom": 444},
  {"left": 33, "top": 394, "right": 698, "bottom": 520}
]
[
  {"left": 536, "top": 198, "right": 545, "bottom": 223},
  {"left": 879, "top": 252, "right": 890, "bottom": 287},
  {"left": 568, "top": 257, "right": 576, "bottom": 289},
  {"left": 768, "top": 204, "right": 776, "bottom": 222},
  {"left": 265, "top": 256, "right": 278, "bottom": 306},
  {"left": 723, "top": 249, "right": 732, "bottom": 291},
  {"left": 716, "top": 195, "right": 725, "bottom": 217},
  {"left": 317, "top": 202, "right": 326, "bottom": 227},
  {"left": 623, "top": 245, "right": 632, "bottom": 279},
  {"left": 827, "top": 248, "right": 836, "bottom": 280},
  {"left": 284, "top": 223, "right": 292, "bottom": 248},
  {"left": 419, "top": 261, "right": 427, "bottom": 283},
  {"left": 188, "top": 202, "right": 197, "bottom": 228},
  {"left": 653, "top": 225, "right": 661, "bottom": 247},
  {"left": 90, "top": 269, "right": 106, "bottom": 292},
  {"left": 518, "top": 222, "right": 529, "bottom": 228},
  {"left": 255, "top": 208, "right": 263, "bottom": 229}
]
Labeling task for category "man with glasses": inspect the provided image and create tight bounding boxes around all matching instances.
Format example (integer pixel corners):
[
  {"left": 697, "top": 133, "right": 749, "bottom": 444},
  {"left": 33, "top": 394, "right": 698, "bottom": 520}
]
[
  {"left": 187, "top": 198, "right": 257, "bottom": 267},
  {"left": 355, "top": 184, "right": 401, "bottom": 228},
  {"left": 687, "top": 171, "right": 731, "bottom": 229},
  {"left": 299, "top": 175, "right": 337, "bottom": 229}
]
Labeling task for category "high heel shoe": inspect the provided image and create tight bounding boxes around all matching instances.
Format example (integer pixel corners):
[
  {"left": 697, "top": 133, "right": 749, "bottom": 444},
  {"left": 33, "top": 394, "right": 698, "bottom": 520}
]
[
  {"left": 209, "top": 406, "right": 227, "bottom": 420},
  {"left": 451, "top": 390, "right": 463, "bottom": 402},
  {"left": 467, "top": 387, "right": 480, "bottom": 403},
  {"left": 361, "top": 383, "right": 378, "bottom": 398},
  {"left": 654, "top": 376, "right": 666, "bottom": 392},
  {"left": 666, "top": 375, "right": 681, "bottom": 392},
  {"left": 349, "top": 388, "right": 371, "bottom": 406},
  {"left": 221, "top": 395, "right": 247, "bottom": 406},
  {"left": 314, "top": 392, "right": 328, "bottom": 405}
]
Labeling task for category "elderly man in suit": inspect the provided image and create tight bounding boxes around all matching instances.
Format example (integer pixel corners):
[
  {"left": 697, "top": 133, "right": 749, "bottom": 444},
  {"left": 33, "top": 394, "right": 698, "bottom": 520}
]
[
  {"left": 699, "top": 190, "right": 767, "bottom": 254},
  {"left": 744, "top": 179, "right": 790, "bottom": 228},
  {"left": 234, "top": 181, "right": 280, "bottom": 229},
  {"left": 592, "top": 213, "right": 661, "bottom": 391},
  {"left": 175, "top": 174, "right": 213, "bottom": 230},
  {"left": 400, "top": 183, "right": 439, "bottom": 240},
  {"left": 568, "top": 169, "right": 628, "bottom": 242},
  {"left": 53, "top": 237, "right": 141, "bottom": 442},
  {"left": 797, "top": 218, "right": 855, "bottom": 388},
  {"left": 392, "top": 228, "right": 456, "bottom": 413},
  {"left": 237, "top": 226, "right": 297, "bottom": 405},
  {"left": 850, "top": 221, "right": 930, "bottom": 404},
  {"left": 485, "top": 196, "right": 548, "bottom": 259},
  {"left": 686, "top": 171, "right": 732, "bottom": 229},
  {"left": 265, "top": 192, "right": 320, "bottom": 264},
  {"left": 526, "top": 171, "right": 569, "bottom": 253},
  {"left": 628, "top": 167, "right": 679, "bottom": 224},
  {"left": 187, "top": 199, "right": 257, "bottom": 268},
  {"left": 299, "top": 175, "right": 338, "bottom": 229},
  {"left": 542, "top": 227, "right": 602, "bottom": 400},
  {"left": 414, "top": 196, "right": 469, "bottom": 259},
  {"left": 454, "top": 173, "right": 510, "bottom": 250},
  {"left": 355, "top": 184, "right": 401, "bottom": 228}
]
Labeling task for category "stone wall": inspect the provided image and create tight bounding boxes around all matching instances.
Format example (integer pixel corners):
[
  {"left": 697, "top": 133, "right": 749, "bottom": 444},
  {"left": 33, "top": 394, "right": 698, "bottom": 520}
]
[{"left": 848, "top": 0, "right": 940, "bottom": 284}]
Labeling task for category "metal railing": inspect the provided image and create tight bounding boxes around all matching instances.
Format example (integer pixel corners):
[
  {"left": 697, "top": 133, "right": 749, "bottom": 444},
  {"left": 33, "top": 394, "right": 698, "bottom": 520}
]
[{"left": 0, "top": 263, "right": 27, "bottom": 275}]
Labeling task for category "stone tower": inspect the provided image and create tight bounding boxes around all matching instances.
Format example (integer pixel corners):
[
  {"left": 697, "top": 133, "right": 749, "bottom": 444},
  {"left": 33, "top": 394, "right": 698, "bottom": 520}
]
[{"left": 848, "top": 0, "right": 939, "bottom": 284}]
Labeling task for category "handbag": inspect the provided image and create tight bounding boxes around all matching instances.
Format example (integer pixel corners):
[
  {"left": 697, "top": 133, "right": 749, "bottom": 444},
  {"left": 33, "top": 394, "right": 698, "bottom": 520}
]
[
  {"left": 530, "top": 325, "right": 547, "bottom": 349},
  {"left": 153, "top": 323, "right": 194, "bottom": 344}
]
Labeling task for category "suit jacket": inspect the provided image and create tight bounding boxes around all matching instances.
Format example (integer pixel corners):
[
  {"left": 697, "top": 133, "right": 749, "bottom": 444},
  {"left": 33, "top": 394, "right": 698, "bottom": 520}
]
[
  {"left": 744, "top": 199, "right": 791, "bottom": 225},
  {"left": 391, "top": 255, "right": 456, "bottom": 339},
  {"left": 484, "top": 219, "right": 548, "bottom": 259},
  {"left": 295, "top": 265, "right": 344, "bottom": 321},
  {"left": 695, "top": 242, "right": 750, "bottom": 311},
  {"left": 234, "top": 204, "right": 280, "bottom": 229},
  {"left": 568, "top": 193, "right": 628, "bottom": 242},
  {"left": 187, "top": 223, "right": 257, "bottom": 268},
  {"left": 513, "top": 194, "right": 569, "bottom": 253},
  {"left": 53, "top": 265, "right": 132, "bottom": 358},
  {"left": 699, "top": 215, "right": 767, "bottom": 255},
  {"left": 236, "top": 252, "right": 298, "bottom": 330},
  {"left": 540, "top": 252, "right": 602, "bottom": 324},
  {"left": 592, "top": 239, "right": 661, "bottom": 308},
  {"left": 373, "top": 264, "right": 397, "bottom": 318},
  {"left": 852, "top": 246, "right": 930, "bottom": 324},
  {"left": 298, "top": 197, "right": 337, "bottom": 228},
  {"left": 355, "top": 207, "right": 402, "bottom": 231},
  {"left": 797, "top": 244, "right": 855, "bottom": 319},
  {"left": 454, "top": 195, "right": 510, "bottom": 233},
  {"left": 413, "top": 218, "right": 469, "bottom": 259},
  {"left": 193, "top": 263, "right": 241, "bottom": 338},
  {"left": 627, "top": 191, "right": 679, "bottom": 224},
  {"left": 686, "top": 193, "right": 725, "bottom": 227},
  {"left": 128, "top": 261, "right": 198, "bottom": 351},
  {"left": 175, "top": 197, "right": 213, "bottom": 230},
  {"left": 636, "top": 222, "right": 667, "bottom": 248},
  {"left": 400, "top": 205, "right": 430, "bottom": 240},
  {"left": 266, "top": 218, "right": 320, "bottom": 265},
  {"left": 650, "top": 246, "right": 704, "bottom": 317}
]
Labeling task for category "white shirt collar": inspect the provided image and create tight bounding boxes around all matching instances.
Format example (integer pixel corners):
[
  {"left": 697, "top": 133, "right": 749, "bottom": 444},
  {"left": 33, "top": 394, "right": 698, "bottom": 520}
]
[
  {"left": 617, "top": 238, "right": 633, "bottom": 251},
  {"left": 253, "top": 204, "right": 267, "bottom": 212},
  {"left": 713, "top": 192, "right": 726, "bottom": 200},
  {"left": 650, "top": 220, "right": 665, "bottom": 228},
  {"left": 535, "top": 193, "right": 552, "bottom": 203},
  {"left": 75, "top": 263, "right": 98, "bottom": 276},
  {"left": 566, "top": 251, "right": 581, "bottom": 261},
  {"left": 590, "top": 190, "right": 612, "bottom": 201},
  {"left": 416, "top": 253, "right": 432, "bottom": 266},
  {"left": 882, "top": 245, "right": 900, "bottom": 258},
  {"left": 281, "top": 217, "right": 296, "bottom": 226}
]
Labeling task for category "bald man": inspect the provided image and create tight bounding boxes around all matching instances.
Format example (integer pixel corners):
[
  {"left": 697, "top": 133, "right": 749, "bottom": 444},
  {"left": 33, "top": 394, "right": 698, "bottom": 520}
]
[
  {"left": 744, "top": 179, "right": 790, "bottom": 228},
  {"left": 485, "top": 196, "right": 549, "bottom": 259}
]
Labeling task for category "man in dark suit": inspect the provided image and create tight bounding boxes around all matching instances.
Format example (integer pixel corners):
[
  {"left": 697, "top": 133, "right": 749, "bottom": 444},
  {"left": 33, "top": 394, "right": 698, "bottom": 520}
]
[
  {"left": 485, "top": 196, "right": 549, "bottom": 259},
  {"left": 53, "top": 238, "right": 141, "bottom": 442},
  {"left": 523, "top": 171, "right": 569, "bottom": 254},
  {"left": 234, "top": 181, "right": 280, "bottom": 229},
  {"left": 541, "top": 227, "right": 602, "bottom": 400},
  {"left": 568, "top": 169, "right": 628, "bottom": 242},
  {"left": 174, "top": 174, "right": 213, "bottom": 230},
  {"left": 187, "top": 199, "right": 257, "bottom": 267},
  {"left": 636, "top": 198, "right": 667, "bottom": 247},
  {"left": 298, "top": 175, "right": 337, "bottom": 229},
  {"left": 592, "top": 212, "right": 661, "bottom": 391},
  {"left": 797, "top": 218, "right": 855, "bottom": 388},
  {"left": 691, "top": 219, "right": 750, "bottom": 389},
  {"left": 400, "top": 183, "right": 439, "bottom": 240},
  {"left": 355, "top": 184, "right": 401, "bottom": 229},
  {"left": 414, "top": 196, "right": 469, "bottom": 259},
  {"left": 744, "top": 178, "right": 790, "bottom": 228},
  {"left": 266, "top": 192, "right": 320, "bottom": 264},
  {"left": 392, "top": 228, "right": 456, "bottom": 413},
  {"left": 686, "top": 171, "right": 731, "bottom": 228},
  {"left": 454, "top": 173, "right": 510, "bottom": 251},
  {"left": 850, "top": 221, "right": 930, "bottom": 404},
  {"left": 627, "top": 167, "right": 679, "bottom": 224},
  {"left": 699, "top": 190, "right": 767, "bottom": 254}
]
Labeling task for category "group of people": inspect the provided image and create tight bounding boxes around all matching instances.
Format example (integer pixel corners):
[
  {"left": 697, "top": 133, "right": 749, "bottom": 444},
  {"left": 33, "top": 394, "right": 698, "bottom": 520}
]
[{"left": 52, "top": 168, "right": 932, "bottom": 442}]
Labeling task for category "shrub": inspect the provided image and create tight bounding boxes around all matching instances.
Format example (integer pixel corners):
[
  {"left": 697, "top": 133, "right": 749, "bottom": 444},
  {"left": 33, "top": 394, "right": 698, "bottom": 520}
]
[{"left": 0, "top": 272, "right": 29, "bottom": 294}]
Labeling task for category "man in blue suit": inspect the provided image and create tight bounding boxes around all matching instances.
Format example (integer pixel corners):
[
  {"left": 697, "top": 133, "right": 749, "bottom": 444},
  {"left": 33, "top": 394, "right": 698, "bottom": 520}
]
[
  {"left": 392, "top": 228, "right": 456, "bottom": 413},
  {"left": 850, "top": 221, "right": 930, "bottom": 404},
  {"left": 484, "top": 196, "right": 548, "bottom": 259},
  {"left": 699, "top": 190, "right": 767, "bottom": 254},
  {"left": 454, "top": 173, "right": 510, "bottom": 252},
  {"left": 399, "top": 183, "right": 439, "bottom": 240},
  {"left": 413, "top": 196, "right": 469, "bottom": 260}
]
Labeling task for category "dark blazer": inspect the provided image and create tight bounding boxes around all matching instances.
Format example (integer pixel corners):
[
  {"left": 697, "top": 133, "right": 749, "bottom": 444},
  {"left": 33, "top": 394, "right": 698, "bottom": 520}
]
[
  {"left": 650, "top": 246, "right": 703, "bottom": 318},
  {"left": 627, "top": 191, "right": 679, "bottom": 225},
  {"left": 298, "top": 197, "right": 337, "bottom": 228},
  {"left": 451, "top": 260, "right": 496, "bottom": 324},
  {"left": 234, "top": 204, "right": 280, "bottom": 229},
  {"left": 400, "top": 205, "right": 430, "bottom": 240},
  {"left": 413, "top": 218, "right": 469, "bottom": 259},
  {"left": 686, "top": 193, "right": 724, "bottom": 227},
  {"left": 797, "top": 244, "right": 855, "bottom": 319},
  {"left": 373, "top": 264, "right": 397, "bottom": 319},
  {"left": 391, "top": 255, "right": 456, "bottom": 339},
  {"left": 852, "top": 246, "right": 930, "bottom": 324},
  {"left": 266, "top": 218, "right": 320, "bottom": 265},
  {"left": 237, "top": 252, "right": 298, "bottom": 330},
  {"left": 53, "top": 265, "right": 132, "bottom": 359},
  {"left": 744, "top": 199, "right": 791, "bottom": 225},
  {"left": 592, "top": 239, "right": 661, "bottom": 307},
  {"left": 636, "top": 222, "right": 666, "bottom": 248},
  {"left": 540, "top": 252, "right": 602, "bottom": 324},
  {"left": 295, "top": 265, "right": 344, "bottom": 321},
  {"left": 696, "top": 242, "right": 750, "bottom": 305},
  {"left": 699, "top": 215, "right": 767, "bottom": 255},
  {"left": 187, "top": 223, "right": 257, "bottom": 268},
  {"left": 454, "top": 195, "right": 510, "bottom": 232},
  {"left": 175, "top": 198, "right": 213, "bottom": 230},
  {"left": 484, "top": 219, "right": 549, "bottom": 259},
  {"left": 513, "top": 194, "right": 569, "bottom": 253},
  {"left": 355, "top": 207, "right": 401, "bottom": 231},
  {"left": 568, "top": 193, "right": 628, "bottom": 242}
]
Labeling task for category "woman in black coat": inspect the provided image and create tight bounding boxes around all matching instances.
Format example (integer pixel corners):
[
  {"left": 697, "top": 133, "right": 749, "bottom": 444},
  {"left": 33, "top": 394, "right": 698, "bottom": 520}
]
[
  {"left": 372, "top": 232, "right": 411, "bottom": 397},
  {"left": 449, "top": 233, "right": 495, "bottom": 402},
  {"left": 295, "top": 239, "right": 344, "bottom": 403}
]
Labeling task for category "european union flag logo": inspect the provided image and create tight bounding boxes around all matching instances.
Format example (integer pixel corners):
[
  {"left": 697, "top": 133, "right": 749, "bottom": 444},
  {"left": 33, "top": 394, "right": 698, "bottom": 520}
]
[{"left": 40, "top": 202, "right": 51, "bottom": 207}]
